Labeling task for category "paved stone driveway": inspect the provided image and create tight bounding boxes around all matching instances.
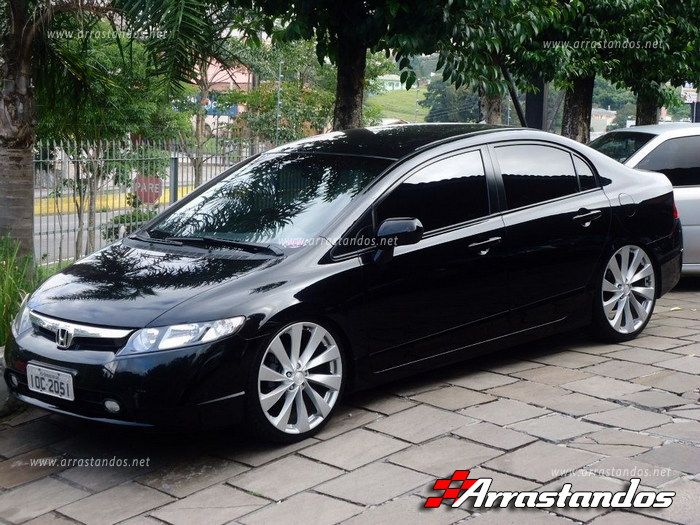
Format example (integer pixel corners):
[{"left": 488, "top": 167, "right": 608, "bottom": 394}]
[{"left": 1, "top": 280, "right": 699, "bottom": 525}]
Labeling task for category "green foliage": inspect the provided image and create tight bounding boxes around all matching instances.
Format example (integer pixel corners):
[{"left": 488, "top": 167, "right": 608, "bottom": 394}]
[
  {"left": 593, "top": 77, "right": 636, "bottom": 111},
  {"left": 0, "top": 236, "right": 40, "bottom": 346},
  {"left": 362, "top": 102, "right": 384, "bottom": 126},
  {"left": 119, "top": 0, "right": 261, "bottom": 95},
  {"left": 607, "top": 102, "right": 636, "bottom": 130},
  {"left": 419, "top": 80, "right": 480, "bottom": 122},
  {"left": 427, "top": 0, "right": 568, "bottom": 94},
  {"left": 102, "top": 209, "right": 158, "bottom": 241},
  {"left": 36, "top": 19, "right": 189, "bottom": 143},
  {"left": 254, "top": 0, "right": 454, "bottom": 89},
  {"left": 221, "top": 81, "right": 334, "bottom": 144},
  {"left": 604, "top": 0, "right": 700, "bottom": 107}
]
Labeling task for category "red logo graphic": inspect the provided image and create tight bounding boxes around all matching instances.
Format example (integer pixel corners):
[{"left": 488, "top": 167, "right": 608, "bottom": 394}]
[{"left": 424, "top": 469, "right": 477, "bottom": 508}]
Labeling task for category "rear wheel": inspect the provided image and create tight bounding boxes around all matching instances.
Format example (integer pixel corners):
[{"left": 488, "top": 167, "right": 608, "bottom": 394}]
[
  {"left": 246, "top": 321, "right": 345, "bottom": 442},
  {"left": 592, "top": 244, "right": 656, "bottom": 342}
]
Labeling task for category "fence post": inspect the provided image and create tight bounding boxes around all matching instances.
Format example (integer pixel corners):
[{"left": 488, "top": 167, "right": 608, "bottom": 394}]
[{"left": 169, "top": 155, "right": 179, "bottom": 204}]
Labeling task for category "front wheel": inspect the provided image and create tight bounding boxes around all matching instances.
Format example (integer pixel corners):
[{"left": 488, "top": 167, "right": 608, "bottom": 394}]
[
  {"left": 246, "top": 321, "right": 345, "bottom": 443},
  {"left": 592, "top": 244, "right": 657, "bottom": 342}
]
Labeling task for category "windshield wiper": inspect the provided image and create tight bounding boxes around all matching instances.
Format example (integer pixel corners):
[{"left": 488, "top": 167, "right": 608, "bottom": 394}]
[
  {"left": 128, "top": 231, "right": 183, "bottom": 246},
  {"left": 165, "top": 236, "right": 283, "bottom": 256}
]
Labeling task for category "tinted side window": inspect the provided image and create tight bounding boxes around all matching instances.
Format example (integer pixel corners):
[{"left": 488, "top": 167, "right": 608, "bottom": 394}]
[
  {"left": 636, "top": 137, "right": 700, "bottom": 187},
  {"left": 573, "top": 155, "right": 598, "bottom": 190},
  {"left": 376, "top": 151, "right": 488, "bottom": 232},
  {"left": 334, "top": 210, "right": 374, "bottom": 256},
  {"left": 496, "top": 145, "right": 578, "bottom": 209}
]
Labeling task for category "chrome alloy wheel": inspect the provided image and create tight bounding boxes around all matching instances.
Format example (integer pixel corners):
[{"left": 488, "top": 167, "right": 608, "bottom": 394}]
[
  {"left": 602, "top": 245, "right": 656, "bottom": 334},
  {"left": 257, "top": 322, "right": 343, "bottom": 434}
]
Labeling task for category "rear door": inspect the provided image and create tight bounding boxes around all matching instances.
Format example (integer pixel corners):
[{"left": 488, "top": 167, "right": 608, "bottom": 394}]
[
  {"left": 491, "top": 142, "right": 612, "bottom": 329},
  {"left": 635, "top": 135, "right": 700, "bottom": 266}
]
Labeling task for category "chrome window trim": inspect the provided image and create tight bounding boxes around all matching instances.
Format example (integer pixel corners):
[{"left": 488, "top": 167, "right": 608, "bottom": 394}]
[{"left": 29, "top": 310, "right": 133, "bottom": 339}]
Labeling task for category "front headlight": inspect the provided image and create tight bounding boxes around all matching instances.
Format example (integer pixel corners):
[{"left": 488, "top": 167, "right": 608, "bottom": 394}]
[
  {"left": 119, "top": 316, "right": 245, "bottom": 355},
  {"left": 11, "top": 295, "right": 31, "bottom": 337}
]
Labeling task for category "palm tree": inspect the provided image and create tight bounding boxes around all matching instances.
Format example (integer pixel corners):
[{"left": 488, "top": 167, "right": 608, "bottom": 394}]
[{"left": 0, "top": 0, "right": 256, "bottom": 259}]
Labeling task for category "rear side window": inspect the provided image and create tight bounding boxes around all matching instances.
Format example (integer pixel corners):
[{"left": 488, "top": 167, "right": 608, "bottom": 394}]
[
  {"left": 636, "top": 136, "right": 700, "bottom": 187},
  {"left": 589, "top": 131, "right": 655, "bottom": 163},
  {"left": 573, "top": 155, "right": 598, "bottom": 190},
  {"left": 376, "top": 150, "right": 489, "bottom": 232},
  {"left": 495, "top": 145, "right": 578, "bottom": 209}
]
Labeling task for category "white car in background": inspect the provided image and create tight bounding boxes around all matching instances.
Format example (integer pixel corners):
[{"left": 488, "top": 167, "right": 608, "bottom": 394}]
[{"left": 590, "top": 123, "right": 700, "bottom": 275}]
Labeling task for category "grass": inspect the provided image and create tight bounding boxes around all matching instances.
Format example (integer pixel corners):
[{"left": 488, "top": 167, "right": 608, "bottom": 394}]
[
  {"left": 0, "top": 236, "right": 64, "bottom": 347},
  {"left": 369, "top": 87, "right": 429, "bottom": 123},
  {"left": 1, "top": 237, "right": 39, "bottom": 347}
]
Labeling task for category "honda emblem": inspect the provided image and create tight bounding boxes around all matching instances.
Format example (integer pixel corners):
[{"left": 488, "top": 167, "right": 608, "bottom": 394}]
[{"left": 56, "top": 327, "right": 74, "bottom": 349}]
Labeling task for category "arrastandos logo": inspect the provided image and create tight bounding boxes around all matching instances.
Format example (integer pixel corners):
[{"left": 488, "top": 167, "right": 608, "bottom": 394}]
[{"left": 425, "top": 470, "right": 675, "bottom": 510}]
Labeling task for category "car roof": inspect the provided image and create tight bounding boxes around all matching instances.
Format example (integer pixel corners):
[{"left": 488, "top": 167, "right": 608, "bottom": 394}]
[
  {"left": 264, "top": 123, "right": 512, "bottom": 160},
  {"left": 608, "top": 122, "right": 700, "bottom": 137}
]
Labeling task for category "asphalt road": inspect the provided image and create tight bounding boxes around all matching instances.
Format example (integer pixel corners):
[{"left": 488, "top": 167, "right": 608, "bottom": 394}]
[{"left": 34, "top": 210, "right": 128, "bottom": 265}]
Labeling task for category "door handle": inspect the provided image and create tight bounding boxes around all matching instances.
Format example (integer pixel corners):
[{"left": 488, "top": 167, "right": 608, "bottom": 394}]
[
  {"left": 573, "top": 209, "right": 603, "bottom": 227},
  {"left": 468, "top": 236, "right": 502, "bottom": 255}
]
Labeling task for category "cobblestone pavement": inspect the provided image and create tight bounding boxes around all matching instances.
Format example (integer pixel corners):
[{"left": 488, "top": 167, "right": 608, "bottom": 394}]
[{"left": 1, "top": 279, "right": 699, "bottom": 525}]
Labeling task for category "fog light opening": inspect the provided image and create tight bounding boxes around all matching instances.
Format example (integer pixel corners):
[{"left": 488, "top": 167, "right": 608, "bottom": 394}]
[
  {"left": 104, "top": 399, "right": 121, "bottom": 414},
  {"left": 9, "top": 374, "right": 19, "bottom": 387}
]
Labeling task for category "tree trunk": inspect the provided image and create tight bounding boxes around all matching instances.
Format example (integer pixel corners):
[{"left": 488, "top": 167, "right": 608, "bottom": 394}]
[
  {"left": 0, "top": 147, "right": 34, "bottom": 258},
  {"left": 194, "top": 102, "right": 206, "bottom": 187},
  {"left": 332, "top": 37, "right": 367, "bottom": 130},
  {"left": 561, "top": 76, "right": 595, "bottom": 143},
  {"left": 1, "top": 3, "right": 35, "bottom": 259},
  {"left": 636, "top": 91, "right": 660, "bottom": 125},
  {"left": 480, "top": 92, "right": 502, "bottom": 124}
]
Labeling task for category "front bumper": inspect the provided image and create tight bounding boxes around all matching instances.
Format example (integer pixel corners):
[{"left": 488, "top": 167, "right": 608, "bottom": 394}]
[{"left": 3, "top": 328, "right": 252, "bottom": 428}]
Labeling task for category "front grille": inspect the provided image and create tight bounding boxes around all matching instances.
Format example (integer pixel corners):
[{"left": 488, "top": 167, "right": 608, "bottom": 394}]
[{"left": 29, "top": 310, "right": 133, "bottom": 352}]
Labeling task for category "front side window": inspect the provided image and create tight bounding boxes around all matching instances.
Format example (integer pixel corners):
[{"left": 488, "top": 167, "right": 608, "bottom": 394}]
[
  {"left": 636, "top": 136, "right": 700, "bottom": 187},
  {"left": 496, "top": 145, "right": 578, "bottom": 209},
  {"left": 149, "top": 153, "right": 392, "bottom": 247},
  {"left": 589, "top": 131, "right": 655, "bottom": 163},
  {"left": 375, "top": 150, "right": 489, "bottom": 232}
]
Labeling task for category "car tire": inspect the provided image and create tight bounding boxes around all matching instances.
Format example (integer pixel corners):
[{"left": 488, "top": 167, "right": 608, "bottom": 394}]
[
  {"left": 245, "top": 320, "right": 346, "bottom": 443},
  {"left": 592, "top": 244, "right": 657, "bottom": 342}
]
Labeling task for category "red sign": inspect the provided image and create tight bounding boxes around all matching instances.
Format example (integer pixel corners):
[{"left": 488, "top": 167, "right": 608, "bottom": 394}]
[{"left": 133, "top": 176, "right": 163, "bottom": 204}]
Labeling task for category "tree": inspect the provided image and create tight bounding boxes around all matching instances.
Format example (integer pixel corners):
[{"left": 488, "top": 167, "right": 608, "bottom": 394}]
[
  {"left": 225, "top": 38, "right": 392, "bottom": 139},
  {"left": 593, "top": 76, "right": 635, "bottom": 111},
  {"left": 419, "top": 80, "right": 480, "bottom": 122},
  {"left": 35, "top": 19, "right": 187, "bottom": 257},
  {"left": 606, "top": 0, "right": 700, "bottom": 125},
  {"left": 0, "top": 0, "right": 256, "bottom": 259},
  {"left": 254, "top": 0, "right": 455, "bottom": 130},
  {"left": 222, "top": 81, "right": 334, "bottom": 144},
  {"left": 426, "top": 0, "right": 569, "bottom": 129},
  {"left": 607, "top": 102, "right": 635, "bottom": 130}
]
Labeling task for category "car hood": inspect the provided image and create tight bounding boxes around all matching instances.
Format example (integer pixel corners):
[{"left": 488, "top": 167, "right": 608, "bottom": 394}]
[{"left": 28, "top": 241, "right": 281, "bottom": 328}]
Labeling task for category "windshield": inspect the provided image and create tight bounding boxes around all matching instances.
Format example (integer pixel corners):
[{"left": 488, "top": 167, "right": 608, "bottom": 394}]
[
  {"left": 589, "top": 131, "right": 656, "bottom": 163},
  {"left": 148, "top": 153, "right": 392, "bottom": 248}
]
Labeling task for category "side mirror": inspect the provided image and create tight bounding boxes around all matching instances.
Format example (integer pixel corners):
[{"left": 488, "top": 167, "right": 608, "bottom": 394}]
[
  {"left": 376, "top": 218, "right": 424, "bottom": 247},
  {"left": 371, "top": 218, "right": 423, "bottom": 264}
]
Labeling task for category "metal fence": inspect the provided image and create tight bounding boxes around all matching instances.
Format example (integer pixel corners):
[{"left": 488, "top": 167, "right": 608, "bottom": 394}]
[{"left": 33, "top": 137, "right": 268, "bottom": 267}]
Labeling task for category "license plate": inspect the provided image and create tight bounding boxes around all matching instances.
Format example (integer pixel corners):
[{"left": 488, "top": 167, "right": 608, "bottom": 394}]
[{"left": 26, "top": 364, "right": 74, "bottom": 401}]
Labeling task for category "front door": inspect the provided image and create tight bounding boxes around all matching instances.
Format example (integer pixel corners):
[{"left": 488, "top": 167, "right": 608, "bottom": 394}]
[{"left": 360, "top": 149, "right": 510, "bottom": 373}]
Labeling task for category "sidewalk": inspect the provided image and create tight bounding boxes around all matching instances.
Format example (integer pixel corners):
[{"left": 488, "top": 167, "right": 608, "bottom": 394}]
[{"left": 0, "top": 280, "right": 698, "bottom": 524}]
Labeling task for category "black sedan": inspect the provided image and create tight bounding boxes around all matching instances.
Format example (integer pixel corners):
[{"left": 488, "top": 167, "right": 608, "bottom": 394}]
[{"left": 4, "top": 124, "right": 682, "bottom": 442}]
